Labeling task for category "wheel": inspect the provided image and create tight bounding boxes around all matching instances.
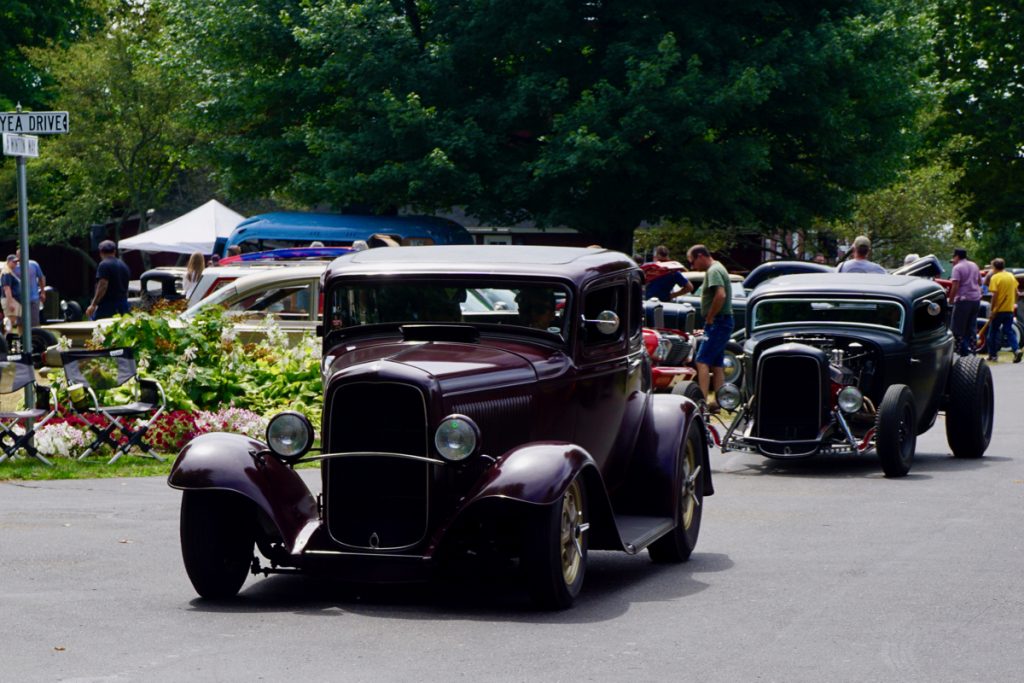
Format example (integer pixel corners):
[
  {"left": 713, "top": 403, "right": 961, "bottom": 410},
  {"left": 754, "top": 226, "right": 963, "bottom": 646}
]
[
  {"left": 672, "top": 379, "right": 705, "bottom": 405},
  {"left": 722, "top": 341, "right": 744, "bottom": 385},
  {"left": 945, "top": 355, "right": 994, "bottom": 458},
  {"left": 63, "top": 300, "right": 83, "bottom": 322},
  {"left": 876, "top": 384, "right": 916, "bottom": 478},
  {"left": 649, "top": 421, "right": 704, "bottom": 563},
  {"left": 522, "top": 476, "right": 588, "bottom": 610},
  {"left": 180, "top": 490, "right": 256, "bottom": 599},
  {"left": 0, "top": 334, "right": 8, "bottom": 355}
]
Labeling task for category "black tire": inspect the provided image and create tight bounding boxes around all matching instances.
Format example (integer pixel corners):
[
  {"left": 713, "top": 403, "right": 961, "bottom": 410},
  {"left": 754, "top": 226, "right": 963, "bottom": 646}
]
[
  {"left": 722, "top": 341, "right": 744, "bottom": 385},
  {"left": 945, "top": 355, "right": 994, "bottom": 459},
  {"left": 672, "top": 379, "right": 705, "bottom": 405},
  {"left": 180, "top": 491, "right": 256, "bottom": 599},
  {"left": 522, "top": 476, "right": 588, "bottom": 610},
  {"left": 876, "top": 384, "right": 916, "bottom": 478},
  {"left": 0, "top": 334, "right": 8, "bottom": 355},
  {"left": 649, "top": 422, "right": 704, "bottom": 563},
  {"left": 63, "top": 300, "right": 83, "bottom": 322}
]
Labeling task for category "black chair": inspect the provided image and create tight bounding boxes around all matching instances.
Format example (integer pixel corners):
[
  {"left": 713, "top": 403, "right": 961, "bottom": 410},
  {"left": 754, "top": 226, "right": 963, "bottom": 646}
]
[
  {"left": 60, "top": 348, "right": 167, "bottom": 464},
  {"left": 0, "top": 353, "right": 58, "bottom": 466}
]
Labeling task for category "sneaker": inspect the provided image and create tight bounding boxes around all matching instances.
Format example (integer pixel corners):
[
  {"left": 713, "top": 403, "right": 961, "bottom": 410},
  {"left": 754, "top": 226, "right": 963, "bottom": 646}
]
[
  {"left": 705, "top": 401, "right": 722, "bottom": 415},
  {"left": 1015, "top": 350, "right": 1023, "bottom": 364},
  {"left": 987, "top": 356, "right": 999, "bottom": 362}
]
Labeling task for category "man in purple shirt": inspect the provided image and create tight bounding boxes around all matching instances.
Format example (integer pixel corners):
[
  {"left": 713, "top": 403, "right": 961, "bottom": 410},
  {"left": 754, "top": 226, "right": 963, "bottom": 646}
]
[{"left": 948, "top": 247, "right": 982, "bottom": 355}]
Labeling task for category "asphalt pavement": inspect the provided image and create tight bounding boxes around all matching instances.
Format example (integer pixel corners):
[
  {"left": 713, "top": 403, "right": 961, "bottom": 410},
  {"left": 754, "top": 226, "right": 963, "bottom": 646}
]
[{"left": 2, "top": 363, "right": 1023, "bottom": 681}]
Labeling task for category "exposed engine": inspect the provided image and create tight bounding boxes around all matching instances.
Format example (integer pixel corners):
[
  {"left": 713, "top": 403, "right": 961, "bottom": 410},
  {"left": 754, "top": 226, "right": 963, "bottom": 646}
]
[{"left": 778, "top": 334, "right": 878, "bottom": 398}]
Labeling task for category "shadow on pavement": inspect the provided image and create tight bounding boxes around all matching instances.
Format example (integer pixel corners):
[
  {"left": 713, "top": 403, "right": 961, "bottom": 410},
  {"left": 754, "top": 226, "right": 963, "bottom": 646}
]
[
  {"left": 717, "top": 451, "right": 1007, "bottom": 480},
  {"left": 186, "top": 551, "right": 733, "bottom": 624}
]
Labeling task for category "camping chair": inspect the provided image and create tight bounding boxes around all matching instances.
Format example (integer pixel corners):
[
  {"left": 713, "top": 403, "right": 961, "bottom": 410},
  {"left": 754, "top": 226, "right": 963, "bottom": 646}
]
[
  {"left": 60, "top": 348, "right": 167, "bottom": 464},
  {"left": 0, "top": 353, "right": 58, "bottom": 467}
]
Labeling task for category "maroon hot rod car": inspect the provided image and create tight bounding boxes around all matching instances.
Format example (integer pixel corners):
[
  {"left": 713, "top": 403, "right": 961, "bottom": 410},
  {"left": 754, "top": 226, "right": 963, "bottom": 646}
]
[{"left": 168, "top": 246, "right": 713, "bottom": 608}]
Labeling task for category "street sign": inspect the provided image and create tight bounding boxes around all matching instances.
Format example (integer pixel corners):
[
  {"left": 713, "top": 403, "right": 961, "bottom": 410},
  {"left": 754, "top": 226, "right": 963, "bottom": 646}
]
[
  {"left": 2, "top": 133, "right": 39, "bottom": 158},
  {"left": 0, "top": 111, "right": 70, "bottom": 135}
]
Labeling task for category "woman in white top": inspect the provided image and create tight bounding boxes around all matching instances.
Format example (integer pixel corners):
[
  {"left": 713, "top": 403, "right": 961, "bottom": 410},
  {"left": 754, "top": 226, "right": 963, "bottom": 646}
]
[{"left": 183, "top": 251, "right": 205, "bottom": 299}]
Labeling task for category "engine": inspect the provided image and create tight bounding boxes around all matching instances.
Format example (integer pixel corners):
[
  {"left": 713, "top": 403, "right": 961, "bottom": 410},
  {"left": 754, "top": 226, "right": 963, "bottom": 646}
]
[{"left": 777, "top": 334, "right": 878, "bottom": 396}]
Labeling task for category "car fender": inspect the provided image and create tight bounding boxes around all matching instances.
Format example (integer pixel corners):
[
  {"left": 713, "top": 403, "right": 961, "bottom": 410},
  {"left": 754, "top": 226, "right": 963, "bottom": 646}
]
[
  {"left": 619, "top": 393, "right": 713, "bottom": 518},
  {"left": 167, "top": 432, "right": 319, "bottom": 553}
]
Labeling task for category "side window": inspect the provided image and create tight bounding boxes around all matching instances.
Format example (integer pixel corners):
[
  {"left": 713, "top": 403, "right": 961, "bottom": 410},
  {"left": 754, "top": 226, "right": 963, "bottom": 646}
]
[
  {"left": 913, "top": 297, "right": 946, "bottom": 336},
  {"left": 583, "top": 283, "right": 626, "bottom": 347},
  {"left": 629, "top": 279, "right": 643, "bottom": 338}
]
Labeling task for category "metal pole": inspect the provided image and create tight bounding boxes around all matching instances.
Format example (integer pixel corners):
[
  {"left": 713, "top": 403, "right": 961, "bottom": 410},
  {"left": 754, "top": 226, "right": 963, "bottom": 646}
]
[{"left": 15, "top": 146, "right": 35, "bottom": 410}]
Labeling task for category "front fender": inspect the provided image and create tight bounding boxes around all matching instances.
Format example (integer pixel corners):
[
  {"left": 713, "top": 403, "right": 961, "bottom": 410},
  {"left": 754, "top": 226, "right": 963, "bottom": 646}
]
[
  {"left": 167, "top": 432, "right": 319, "bottom": 553},
  {"left": 465, "top": 442, "right": 597, "bottom": 507}
]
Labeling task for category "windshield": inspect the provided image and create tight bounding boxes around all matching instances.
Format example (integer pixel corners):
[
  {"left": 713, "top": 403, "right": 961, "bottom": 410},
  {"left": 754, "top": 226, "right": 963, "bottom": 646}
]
[
  {"left": 327, "top": 280, "right": 570, "bottom": 339},
  {"left": 751, "top": 298, "right": 905, "bottom": 333}
]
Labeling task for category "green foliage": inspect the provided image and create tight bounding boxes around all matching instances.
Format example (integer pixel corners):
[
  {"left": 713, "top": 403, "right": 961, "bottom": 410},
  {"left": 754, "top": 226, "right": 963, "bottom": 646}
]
[
  {"left": 633, "top": 224, "right": 740, "bottom": 263},
  {"left": 78, "top": 306, "right": 323, "bottom": 426},
  {"left": 3, "top": 0, "right": 197, "bottom": 244},
  {"left": 160, "top": 0, "right": 926, "bottom": 250},
  {"left": 935, "top": 1, "right": 1024, "bottom": 237}
]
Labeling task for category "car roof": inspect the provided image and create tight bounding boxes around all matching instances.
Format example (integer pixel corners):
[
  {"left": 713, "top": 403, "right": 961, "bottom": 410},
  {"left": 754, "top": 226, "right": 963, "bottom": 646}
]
[
  {"left": 325, "top": 245, "right": 638, "bottom": 285},
  {"left": 749, "top": 273, "right": 945, "bottom": 303}
]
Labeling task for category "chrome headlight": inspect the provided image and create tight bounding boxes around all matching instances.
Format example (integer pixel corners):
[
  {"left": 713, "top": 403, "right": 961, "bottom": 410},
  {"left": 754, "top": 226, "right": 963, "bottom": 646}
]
[
  {"left": 837, "top": 386, "right": 863, "bottom": 414},
  {"left": 716, "top": 383, "right": 742, "bottom": 411},
  {"left": 434, "top": 414, "right": 480, "bottom": 462},
  {"left": 266, "top": 411, "right": 314, "bottom": 461}
]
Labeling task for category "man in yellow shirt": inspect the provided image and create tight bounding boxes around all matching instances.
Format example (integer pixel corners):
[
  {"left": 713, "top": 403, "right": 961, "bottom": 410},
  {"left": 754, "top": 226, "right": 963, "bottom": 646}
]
[{"left": 986, "top": 258, "right": 1022, "bottom": 362}]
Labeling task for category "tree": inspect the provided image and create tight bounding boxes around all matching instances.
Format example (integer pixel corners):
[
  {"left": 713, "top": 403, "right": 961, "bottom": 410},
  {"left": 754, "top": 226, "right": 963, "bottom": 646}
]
[
  {"left": 0, "top": 1, "right": 99, "bottom": 110},
  {"left": 935, "top": 1, "right": 1024, "bottom": 241},
  {"left": 9, "top": 0, "right": 197, "bottom": 249},
  {"left": 162, "top": 0, "right": 925, "bottom": 252}
]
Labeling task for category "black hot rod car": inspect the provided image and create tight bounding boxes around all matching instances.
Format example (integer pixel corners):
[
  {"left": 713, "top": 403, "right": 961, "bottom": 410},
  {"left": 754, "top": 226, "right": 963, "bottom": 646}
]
[
  {"left": 168, "top": 246, "right": 713, "bottom": 608},
  {"left": 714, "top": 273, "right": 993, "bottom": 477}
]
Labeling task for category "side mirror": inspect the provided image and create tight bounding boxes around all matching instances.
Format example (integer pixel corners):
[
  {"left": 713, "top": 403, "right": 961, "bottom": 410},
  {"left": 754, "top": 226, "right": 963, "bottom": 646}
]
[{"left": 582, "top": 310, "right": 621, "bottom": 335}]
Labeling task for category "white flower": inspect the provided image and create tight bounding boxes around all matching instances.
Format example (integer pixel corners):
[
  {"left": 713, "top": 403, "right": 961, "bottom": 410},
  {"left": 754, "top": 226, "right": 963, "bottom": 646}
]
[
  {"left": 184, "top": 364, "right": 198, "bottom": 381},
  {"left": 182, "top": 346, "right": 198, "bottom": 362},
  {"left": 57, "top": 336, "right": 72, "bottom": 351},
  {"left": 35, "top": 423, "right": 88, "bottom": 458},
  {"left": 91, "top": 326, "right": 106, "bottom": 345}
]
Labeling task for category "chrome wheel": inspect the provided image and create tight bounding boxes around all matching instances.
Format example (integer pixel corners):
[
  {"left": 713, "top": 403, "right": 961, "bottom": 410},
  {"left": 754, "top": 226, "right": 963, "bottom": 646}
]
[
  {"left": 681, "top": 438, "right": 702, "bottom": 530},
  {"left": 560, "top": 479, "right": 588, "bottom": 586}
]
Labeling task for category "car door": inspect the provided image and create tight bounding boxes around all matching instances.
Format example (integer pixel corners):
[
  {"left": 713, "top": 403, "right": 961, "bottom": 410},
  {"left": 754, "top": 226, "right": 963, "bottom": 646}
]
[
  {"left": 226, "top": 277, "right": 321, "bottom": 345},
  {"left": 573, "top": 275, "right": 645, "bottom": 485},
  {"left": 908, "top": 293, "right": 953, "bottom": 426}
]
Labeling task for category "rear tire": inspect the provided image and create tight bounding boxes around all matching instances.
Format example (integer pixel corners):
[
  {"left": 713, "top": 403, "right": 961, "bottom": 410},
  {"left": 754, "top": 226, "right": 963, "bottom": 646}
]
[
  {"left": 180, "top": 491, "right": 256, "bottom": 599},
  {"left": 945, "top": 355, "right": 994, "bottom": 458},
  {"left": 522, "top": 476, "right": 588, "bottom": 610},
  {"left": 876, "top": 384, "right": 916, "bottom": 478},
  {"left": 648, "top": 422, "right": 704, "bottom": 563}
]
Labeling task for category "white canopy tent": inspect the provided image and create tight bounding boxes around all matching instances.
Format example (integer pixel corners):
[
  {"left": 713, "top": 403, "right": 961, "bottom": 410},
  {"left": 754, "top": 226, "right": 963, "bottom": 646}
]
[{"left": 118, "top": 199, "right": 245, "bottom": 255}]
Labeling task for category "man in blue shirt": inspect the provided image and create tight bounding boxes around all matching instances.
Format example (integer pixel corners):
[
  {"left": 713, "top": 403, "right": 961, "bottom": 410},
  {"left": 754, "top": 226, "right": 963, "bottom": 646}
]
[
  {"left": 644, "top": 245, "right": 693, "bottom": 301},
  {"left": 14, "top": 248, "right": 46, "bottom": 326},
  {"left": 87, "top": 240, "right": 132, "bottom": 320}
]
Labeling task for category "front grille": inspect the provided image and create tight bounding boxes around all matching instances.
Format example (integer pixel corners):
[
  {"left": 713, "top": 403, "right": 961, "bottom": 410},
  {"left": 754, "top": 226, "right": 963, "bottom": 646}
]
[
  {"left": 756, "top": 354, "right": 822, "bottom": 454},
  {"left": 663, "top": 336, "right": 692, "bottom": 366},
  {"left": 324, "top": 382, "right": 429, "bottom": 550},
  {"left": 451, "top": 394, "right": 531, "bottom": 455}
]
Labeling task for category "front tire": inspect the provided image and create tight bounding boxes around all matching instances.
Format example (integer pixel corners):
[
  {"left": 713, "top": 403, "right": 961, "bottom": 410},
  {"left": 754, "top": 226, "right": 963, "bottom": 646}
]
[
  {"left": 648, "top": 422, "right": 705, "bottom": 563},
  {"left": 522, "top": 477, "right": 588, "bottom": 610},
  {"left": 672, "top": 379, "right": 705, "bottom": 405},
  {"left": 876, "top": 384, "right": 916, "bottom": 478},
  {"left": 945, "top": 355, "right": 994, "bottom": 458},
  {"left": 180, "top": 491, "right": 256, "bottom": 599}
]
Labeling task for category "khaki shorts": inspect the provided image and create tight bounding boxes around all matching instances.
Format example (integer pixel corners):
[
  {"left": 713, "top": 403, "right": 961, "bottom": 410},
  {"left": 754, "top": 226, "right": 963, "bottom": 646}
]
[{"left": 2, "top": 298, "right": 20, "bottom": 319}]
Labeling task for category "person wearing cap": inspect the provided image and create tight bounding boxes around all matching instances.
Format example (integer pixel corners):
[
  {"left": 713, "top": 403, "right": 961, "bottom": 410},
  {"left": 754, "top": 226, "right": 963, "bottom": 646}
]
[
  {"left": 14, "top": 247, "right": 46, "bottom": 326},
  {"left": 86, "top": 240, "right": 132, "bottom": 320},
  {"left": 985, "top": 258, "right": 1023, "bottom": 362},
  {"left": 837, "top": 235, "right": 886, "bottom": 273},
  {"left": 1, "top": 254, "right": 21, "bottom": 332},
  {"left": 948, "top": 247, "right": 982, "bottom": 356}
]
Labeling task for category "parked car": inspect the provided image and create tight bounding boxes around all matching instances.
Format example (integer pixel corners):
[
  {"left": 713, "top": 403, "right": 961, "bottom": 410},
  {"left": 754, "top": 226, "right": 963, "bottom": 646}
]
[
  {"left": 713, "top": 273, "right": 993, "bottom": 477},
  {"left": 168, "top": 245, "right": 714, "bottom": 608},
  {"left": 42, "top": 265, "right": 327, "bottom": 348},
  {"left": 741, "top": 260, "right": 834, "bottom": 291}
]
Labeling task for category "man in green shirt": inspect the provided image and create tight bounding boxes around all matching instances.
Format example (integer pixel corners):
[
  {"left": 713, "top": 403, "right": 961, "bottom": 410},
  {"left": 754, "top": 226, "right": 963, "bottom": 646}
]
[{"left": 687, "top": 244, "right": 734, "bottom": 410}]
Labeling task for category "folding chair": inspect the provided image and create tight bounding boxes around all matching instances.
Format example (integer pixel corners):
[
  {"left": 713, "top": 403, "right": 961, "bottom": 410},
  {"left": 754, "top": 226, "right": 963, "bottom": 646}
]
[
  {"left": 0, "top": 353, "right": 58, "bottom": 467},
  {"left": 60, "top": 348, "right": 167, "bottom": 464}
]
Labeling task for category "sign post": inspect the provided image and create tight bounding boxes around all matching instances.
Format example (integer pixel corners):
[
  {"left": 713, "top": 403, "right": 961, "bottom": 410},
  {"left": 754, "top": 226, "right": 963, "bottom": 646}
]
[{"left": 2, "top": 106, "right": 70, "bottom": 436}]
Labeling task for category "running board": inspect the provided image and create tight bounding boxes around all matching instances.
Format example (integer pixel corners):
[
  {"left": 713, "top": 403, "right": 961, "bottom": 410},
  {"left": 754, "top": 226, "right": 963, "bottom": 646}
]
[{"left": 613, "top": 515, "right": 675, "bottom": 554}]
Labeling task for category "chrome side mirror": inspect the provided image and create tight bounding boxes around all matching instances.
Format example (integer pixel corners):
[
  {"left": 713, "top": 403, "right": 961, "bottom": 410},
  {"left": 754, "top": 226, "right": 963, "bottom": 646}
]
[{"left": 582, "top": 310, "right": 621, "bottom": 335}]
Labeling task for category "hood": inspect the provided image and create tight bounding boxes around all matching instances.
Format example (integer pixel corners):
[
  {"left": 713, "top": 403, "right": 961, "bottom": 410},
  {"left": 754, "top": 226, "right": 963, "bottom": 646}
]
[{"left": 326, "top": 340, "right": 540, "bottom": 394}]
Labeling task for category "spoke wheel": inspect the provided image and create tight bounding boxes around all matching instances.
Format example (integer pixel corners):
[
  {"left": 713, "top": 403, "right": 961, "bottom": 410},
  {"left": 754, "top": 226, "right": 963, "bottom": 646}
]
[
  {"left": 649, "top": 422, "right": 705, "bottom": 563},
  {"left": 523, "top": 477, "right": 588, "bottom": 610}
]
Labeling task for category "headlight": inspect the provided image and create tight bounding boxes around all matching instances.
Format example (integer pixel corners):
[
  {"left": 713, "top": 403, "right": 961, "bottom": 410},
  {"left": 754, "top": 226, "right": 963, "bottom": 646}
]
[
  {"left": 716, "top": 383, "right": 741, "bottom": 411},
  {"left": 837, "top": 386, "right": 863, "bottom": 414},
  {"left": 434, "top": 414, "right": 480, "bottom": 461},
  {"left": 266, "top": 411, "right": 314, "bottom": 461}
]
